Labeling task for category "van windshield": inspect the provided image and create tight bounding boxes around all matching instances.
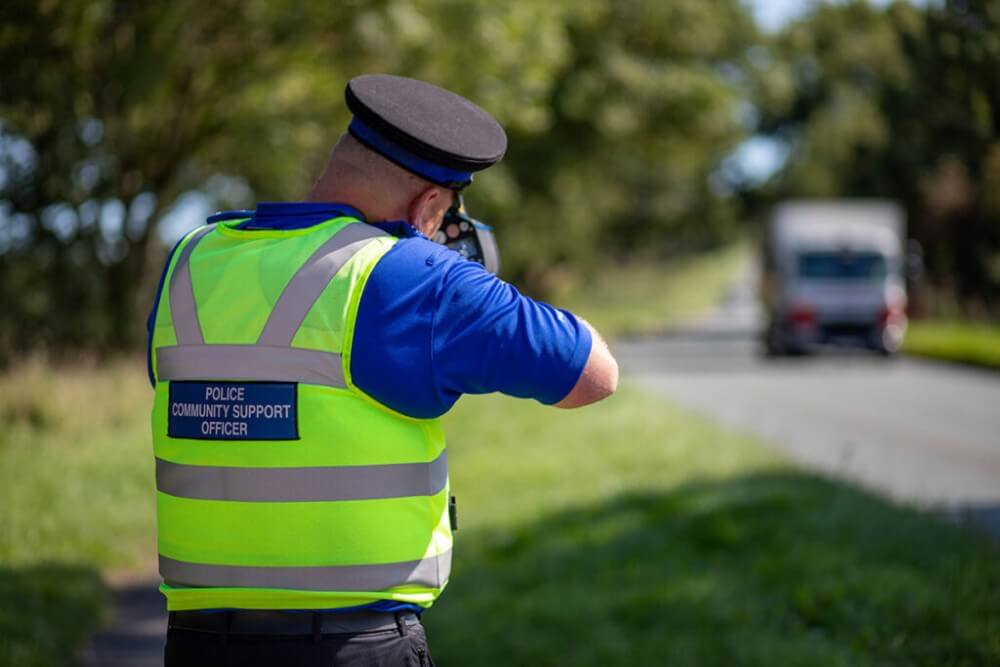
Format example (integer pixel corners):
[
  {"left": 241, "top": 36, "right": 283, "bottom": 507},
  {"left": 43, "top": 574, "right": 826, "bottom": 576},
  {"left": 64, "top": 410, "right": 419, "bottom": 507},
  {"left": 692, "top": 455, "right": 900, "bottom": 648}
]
[{"left": 797, "top": 251, "right": 887, "bottom": 280}]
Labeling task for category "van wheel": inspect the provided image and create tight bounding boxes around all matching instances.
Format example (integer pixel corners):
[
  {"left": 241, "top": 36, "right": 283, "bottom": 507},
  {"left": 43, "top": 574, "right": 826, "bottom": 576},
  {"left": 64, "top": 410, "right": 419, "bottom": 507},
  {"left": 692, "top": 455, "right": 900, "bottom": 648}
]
[
  {"left": 871, "top": 326, "right": 903, "bottom": 356},
  {"left": 763, "top": 325, "right": 784, "bottom": 357}
]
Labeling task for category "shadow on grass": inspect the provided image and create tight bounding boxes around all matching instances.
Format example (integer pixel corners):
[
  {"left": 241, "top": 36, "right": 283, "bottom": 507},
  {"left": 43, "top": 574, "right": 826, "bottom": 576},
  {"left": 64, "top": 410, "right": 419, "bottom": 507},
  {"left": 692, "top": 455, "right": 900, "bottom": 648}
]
[
  {"left": 0, "top": 563, "right": 106, "bottom": 667},
  {"left": 426, "top": 472, "right": 1000, "bottom": 667}
]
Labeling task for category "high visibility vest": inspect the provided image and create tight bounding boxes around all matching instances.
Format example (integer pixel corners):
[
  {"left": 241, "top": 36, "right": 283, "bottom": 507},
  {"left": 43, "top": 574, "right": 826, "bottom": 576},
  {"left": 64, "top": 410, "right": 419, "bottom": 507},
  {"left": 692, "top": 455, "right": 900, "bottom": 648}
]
[{"left": 149, "top": 215, "right": 452, "bottom": 612}]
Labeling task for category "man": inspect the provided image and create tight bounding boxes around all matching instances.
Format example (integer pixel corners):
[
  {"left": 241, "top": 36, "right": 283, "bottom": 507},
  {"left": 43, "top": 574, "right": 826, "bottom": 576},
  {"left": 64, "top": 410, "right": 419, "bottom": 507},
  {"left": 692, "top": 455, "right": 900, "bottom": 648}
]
[{"left": 147, "top": 74, "right": 617, "bottom": 666}]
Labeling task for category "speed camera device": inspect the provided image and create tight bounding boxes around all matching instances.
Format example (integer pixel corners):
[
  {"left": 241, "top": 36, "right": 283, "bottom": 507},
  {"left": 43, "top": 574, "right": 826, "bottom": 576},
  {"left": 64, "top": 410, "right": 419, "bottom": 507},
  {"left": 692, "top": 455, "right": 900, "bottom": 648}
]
[{"left": 434, "top": 196, "right": 500, "bottom": 275}]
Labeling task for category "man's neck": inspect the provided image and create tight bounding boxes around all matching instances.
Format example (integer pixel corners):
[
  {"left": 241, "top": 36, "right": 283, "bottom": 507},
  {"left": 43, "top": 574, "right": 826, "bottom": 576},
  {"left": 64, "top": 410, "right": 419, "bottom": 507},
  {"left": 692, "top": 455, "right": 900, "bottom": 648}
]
[{"left": 305, "top": 185, "right": 354, "bottom": 207}]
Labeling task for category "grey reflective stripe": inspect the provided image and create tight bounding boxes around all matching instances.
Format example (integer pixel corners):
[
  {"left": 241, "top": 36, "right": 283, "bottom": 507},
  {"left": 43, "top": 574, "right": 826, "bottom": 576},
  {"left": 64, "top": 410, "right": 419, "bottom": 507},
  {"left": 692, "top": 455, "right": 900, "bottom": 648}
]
[
  {"left": 156, "top": 450, "right": 448, "bottom": 502},
  {"left": 257, "top": 224, "right": 389, "bottom": 346},
  {"left": 157, "top": 344, "right": 346, "bottom": 388},
  {"left": 169, "top": 225, "right": 216, "bottom": 345},
  {"left": 159, "top": 550, "right": 451, "bottom": 591}
]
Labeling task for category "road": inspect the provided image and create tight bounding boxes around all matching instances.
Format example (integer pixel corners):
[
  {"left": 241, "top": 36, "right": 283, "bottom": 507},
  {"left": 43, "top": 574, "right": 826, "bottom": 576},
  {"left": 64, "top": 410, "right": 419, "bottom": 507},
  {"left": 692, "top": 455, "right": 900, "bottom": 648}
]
[{"left": 615, "top": 267, "right": 1000, "bottom": 537}]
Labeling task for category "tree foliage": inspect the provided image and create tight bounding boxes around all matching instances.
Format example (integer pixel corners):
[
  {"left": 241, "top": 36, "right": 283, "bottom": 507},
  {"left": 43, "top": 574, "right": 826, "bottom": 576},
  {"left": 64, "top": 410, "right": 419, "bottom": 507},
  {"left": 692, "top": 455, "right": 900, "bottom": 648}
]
[
  {"left": 2, "top": 0, "right": 997, "bottom": 360},
  {"left": 755, "top": 0, "right": 1000, "bottom": 309},
  {"left": 0, "top": 0, "right": 753, "bottom": 360},
  {"left": 0, "top": 1, "right": 366, "bottom": 355}
]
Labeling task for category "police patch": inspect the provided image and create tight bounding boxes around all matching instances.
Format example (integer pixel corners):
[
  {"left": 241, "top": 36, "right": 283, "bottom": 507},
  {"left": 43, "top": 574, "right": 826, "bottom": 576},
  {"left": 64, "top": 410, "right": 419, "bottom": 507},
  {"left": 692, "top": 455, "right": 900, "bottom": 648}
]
[{"left": 168, "top": 381, "right": 299, "bottom": 441}]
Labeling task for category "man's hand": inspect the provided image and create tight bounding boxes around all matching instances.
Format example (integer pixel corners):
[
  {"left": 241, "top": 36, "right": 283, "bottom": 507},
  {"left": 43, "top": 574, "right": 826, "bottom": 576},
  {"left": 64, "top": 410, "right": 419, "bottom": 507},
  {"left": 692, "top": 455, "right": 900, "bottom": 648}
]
[{"left": 554, "top": 320, "right": 618, "bottom": 409}]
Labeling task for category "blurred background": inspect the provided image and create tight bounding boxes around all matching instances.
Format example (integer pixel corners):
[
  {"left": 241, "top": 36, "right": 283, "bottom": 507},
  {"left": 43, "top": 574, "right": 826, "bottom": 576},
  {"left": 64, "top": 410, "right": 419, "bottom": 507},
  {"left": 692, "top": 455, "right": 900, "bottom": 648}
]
[{"left": 1, "top": 1, "right": 998, "bottom": 665}]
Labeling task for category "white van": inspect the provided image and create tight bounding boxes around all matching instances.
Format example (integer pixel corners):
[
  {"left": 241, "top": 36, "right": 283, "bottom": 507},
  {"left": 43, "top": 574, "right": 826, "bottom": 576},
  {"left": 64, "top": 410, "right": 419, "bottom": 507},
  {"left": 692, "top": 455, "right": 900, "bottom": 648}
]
[{"left": 761, "top": 200, "right": 907, "bottom": 355}]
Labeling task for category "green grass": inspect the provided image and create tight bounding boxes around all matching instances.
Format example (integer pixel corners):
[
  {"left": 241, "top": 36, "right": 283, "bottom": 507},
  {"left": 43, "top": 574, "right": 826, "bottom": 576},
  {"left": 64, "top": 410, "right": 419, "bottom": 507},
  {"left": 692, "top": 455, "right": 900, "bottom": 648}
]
[
  {"left": 0, "top": 246, "right": 746, "bottom": 666},
  {"left": 0, "top": 360, "right": 154, "bottom": 666},
  {"left": 904, "top": 320, "right": 1000, "bottom": 369},
  {"left": 556, "top": 243, "right": 747, "bottom": 337},
  {"left": 0, "top": 361, "right": 155, "bottom": 569},
  {"left": 428, "top": 388, "right": 1000, "bottom": 666},
  {"left": 3, "top": 369, "right": 999, "bottom": 666},
  {"left": 0, "top": 565, "right": 105, "bottom": 667}
]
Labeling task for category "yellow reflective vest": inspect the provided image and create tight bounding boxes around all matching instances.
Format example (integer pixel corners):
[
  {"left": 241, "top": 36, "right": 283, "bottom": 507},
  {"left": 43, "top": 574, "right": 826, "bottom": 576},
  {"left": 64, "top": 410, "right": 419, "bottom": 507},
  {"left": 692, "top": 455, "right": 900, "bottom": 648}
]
[{"left": 149, "top": 216, "right": 452, "bottom": 611}]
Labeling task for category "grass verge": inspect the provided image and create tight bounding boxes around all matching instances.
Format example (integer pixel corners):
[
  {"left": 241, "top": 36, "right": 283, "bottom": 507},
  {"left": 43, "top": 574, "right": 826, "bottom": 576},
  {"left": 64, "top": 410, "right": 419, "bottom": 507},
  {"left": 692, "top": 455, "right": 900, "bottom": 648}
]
[
  {"left": 904, "top": 320, "right": 1000, "bottom": 370},
  {"left": 430, "top": 387, "right": 1000, "bottom": 666},
  {"left": 0, "top": 360, "right": 153, "bottom": 666},
  {"left": 3, "top": 365, "right": 999, "bottom": 665},
  {"left": 0, "top": 245, "right": 745, "bottom": 666}
]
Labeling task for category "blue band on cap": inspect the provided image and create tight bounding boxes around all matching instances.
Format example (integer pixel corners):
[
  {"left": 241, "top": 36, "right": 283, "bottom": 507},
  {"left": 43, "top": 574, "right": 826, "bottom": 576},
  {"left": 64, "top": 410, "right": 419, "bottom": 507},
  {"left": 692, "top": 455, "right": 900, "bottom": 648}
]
[{"left": 348, "top": 117, "right": 473, "bottom": 189}]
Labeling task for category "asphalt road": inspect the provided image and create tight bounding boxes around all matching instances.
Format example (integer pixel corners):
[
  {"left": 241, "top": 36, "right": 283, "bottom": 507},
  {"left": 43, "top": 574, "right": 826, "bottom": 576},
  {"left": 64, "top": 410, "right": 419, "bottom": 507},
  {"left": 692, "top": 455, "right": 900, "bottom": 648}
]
[{"left": 615, "top": 268, "right": 1000, "bottom": 537}]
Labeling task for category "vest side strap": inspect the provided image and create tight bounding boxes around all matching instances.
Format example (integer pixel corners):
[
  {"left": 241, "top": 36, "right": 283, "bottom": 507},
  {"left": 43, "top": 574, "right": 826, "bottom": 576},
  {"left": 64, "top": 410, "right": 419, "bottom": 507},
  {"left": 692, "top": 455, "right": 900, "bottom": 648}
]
[
  {"left": 156, "top": 344, "right": 346, "bottom": 388},
  {"left": 156, "top": 450, "right": 448, "bottom": 502},
  {"left": 159, "top": 550, "right": 451, "bottom": 592}
]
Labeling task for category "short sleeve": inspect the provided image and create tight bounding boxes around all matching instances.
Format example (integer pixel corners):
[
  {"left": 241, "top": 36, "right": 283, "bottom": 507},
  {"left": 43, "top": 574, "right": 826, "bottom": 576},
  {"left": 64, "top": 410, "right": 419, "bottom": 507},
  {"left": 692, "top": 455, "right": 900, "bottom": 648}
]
[{"left": 350, "top": 238, "right": 592, "bottom": 419}]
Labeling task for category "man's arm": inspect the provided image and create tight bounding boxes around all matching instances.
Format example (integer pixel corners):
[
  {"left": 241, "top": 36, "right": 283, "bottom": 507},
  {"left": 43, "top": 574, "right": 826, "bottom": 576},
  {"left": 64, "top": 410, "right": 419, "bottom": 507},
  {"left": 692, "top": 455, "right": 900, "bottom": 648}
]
[
  {"left": 553, "top": 319, "right": 618, "bottom": 409},
  {"left": 351, "top": 239, "right": 617, "bottom": 418}
]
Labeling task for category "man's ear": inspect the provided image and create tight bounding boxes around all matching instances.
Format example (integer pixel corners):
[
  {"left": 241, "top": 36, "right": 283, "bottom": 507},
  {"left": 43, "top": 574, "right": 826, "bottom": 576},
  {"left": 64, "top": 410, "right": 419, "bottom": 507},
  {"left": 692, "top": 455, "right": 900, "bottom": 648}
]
[{"left": 408, "top": 185, "right": 451, "bottom": 237}]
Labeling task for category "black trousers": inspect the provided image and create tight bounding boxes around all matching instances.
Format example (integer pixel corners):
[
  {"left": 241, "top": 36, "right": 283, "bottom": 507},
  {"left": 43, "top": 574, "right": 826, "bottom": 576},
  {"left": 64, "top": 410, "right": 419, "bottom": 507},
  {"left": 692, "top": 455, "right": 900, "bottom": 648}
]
[{"left": 164, "top": 613, "right": 435, "bottom": 667}]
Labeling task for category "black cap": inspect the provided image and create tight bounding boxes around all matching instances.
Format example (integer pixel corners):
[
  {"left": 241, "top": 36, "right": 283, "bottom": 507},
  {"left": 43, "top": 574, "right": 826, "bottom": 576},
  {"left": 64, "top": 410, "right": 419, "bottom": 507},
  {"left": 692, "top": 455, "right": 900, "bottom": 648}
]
[{"left": 345, "top": 74, "right": 507, "bottom": 190}]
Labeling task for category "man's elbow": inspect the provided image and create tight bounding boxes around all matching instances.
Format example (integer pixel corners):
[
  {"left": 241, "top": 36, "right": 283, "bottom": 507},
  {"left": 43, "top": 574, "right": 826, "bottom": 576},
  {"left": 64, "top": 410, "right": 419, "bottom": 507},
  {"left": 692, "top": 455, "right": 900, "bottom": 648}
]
[
  {"left": 589, "top": 357, "right": 619, "bottom": 404},
  {"left": 553, "top": 351, "right": 619, "bottom": 409}
]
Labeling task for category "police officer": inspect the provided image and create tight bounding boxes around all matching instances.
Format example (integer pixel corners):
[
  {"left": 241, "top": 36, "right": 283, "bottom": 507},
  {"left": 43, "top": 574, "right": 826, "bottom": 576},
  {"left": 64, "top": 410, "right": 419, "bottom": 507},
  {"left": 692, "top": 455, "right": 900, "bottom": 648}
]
[{"left": 147, "top": 74, "right": 618, "bottom": 666}]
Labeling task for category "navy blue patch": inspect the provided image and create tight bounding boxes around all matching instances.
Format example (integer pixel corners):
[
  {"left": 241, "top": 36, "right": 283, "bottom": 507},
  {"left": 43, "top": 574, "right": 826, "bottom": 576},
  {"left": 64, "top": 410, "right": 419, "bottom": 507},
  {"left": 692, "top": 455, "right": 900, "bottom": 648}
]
[{"left": 168, "top": 382, "right": 298, "bottom": 441}]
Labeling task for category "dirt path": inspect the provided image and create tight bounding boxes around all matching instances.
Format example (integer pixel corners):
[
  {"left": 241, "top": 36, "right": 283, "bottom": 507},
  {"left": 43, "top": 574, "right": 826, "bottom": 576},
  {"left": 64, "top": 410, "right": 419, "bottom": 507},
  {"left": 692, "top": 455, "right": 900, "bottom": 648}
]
[{"left": 78, "top": 572, "right": 165, "bottom": 667}]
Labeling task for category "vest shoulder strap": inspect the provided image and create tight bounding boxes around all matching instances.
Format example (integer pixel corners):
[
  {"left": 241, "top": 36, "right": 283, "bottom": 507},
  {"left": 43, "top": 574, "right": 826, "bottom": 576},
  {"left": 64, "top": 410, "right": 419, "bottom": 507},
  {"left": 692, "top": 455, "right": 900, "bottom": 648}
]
[
  {"left": 169, "top": 224, "right": 216, "bottom": 346},
  {"left": 257, "top": 223, "right": 387, "bottom": 346},
  {"left": 159, "top": 221, "right": 389, "bottom": 386}
]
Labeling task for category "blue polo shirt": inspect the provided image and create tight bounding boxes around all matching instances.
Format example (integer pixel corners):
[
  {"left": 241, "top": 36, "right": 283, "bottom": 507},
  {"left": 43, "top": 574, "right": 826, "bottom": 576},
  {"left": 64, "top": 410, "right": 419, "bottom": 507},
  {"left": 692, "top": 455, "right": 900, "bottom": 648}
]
[{"left": 147, "top": 202, "right": 592, "bottom": 418}]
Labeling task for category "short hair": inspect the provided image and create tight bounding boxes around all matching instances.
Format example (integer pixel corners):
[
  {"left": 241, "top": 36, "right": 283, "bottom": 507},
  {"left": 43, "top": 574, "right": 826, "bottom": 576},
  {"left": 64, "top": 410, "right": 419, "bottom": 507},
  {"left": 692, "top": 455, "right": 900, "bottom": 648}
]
[{"left": 327, "top": 133, "right": 427, "bottom": 200}]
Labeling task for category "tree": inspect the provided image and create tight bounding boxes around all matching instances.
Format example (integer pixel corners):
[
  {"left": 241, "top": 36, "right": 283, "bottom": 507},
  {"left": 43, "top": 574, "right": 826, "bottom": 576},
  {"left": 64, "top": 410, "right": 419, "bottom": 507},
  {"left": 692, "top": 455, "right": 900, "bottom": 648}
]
[{"left": 0, "top": 1, "right": 370, "bottom": 358}]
